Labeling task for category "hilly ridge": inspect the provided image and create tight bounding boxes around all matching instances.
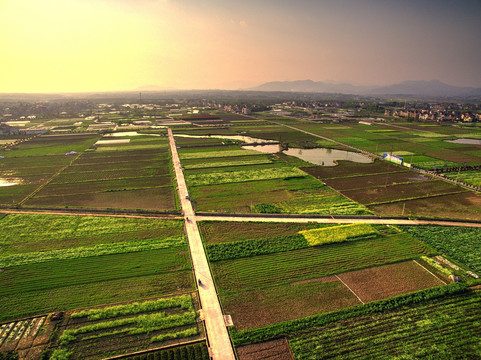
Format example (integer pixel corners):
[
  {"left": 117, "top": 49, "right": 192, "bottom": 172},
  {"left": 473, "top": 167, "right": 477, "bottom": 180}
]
[{"left": 250, "top": 79, "right": 481, "bottom": 97}]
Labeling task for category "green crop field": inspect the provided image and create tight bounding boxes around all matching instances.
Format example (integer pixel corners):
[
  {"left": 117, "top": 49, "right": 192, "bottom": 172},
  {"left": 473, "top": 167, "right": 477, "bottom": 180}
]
[
  {"left": 212, "top": 233, "right": 433, "bottom": 293},
  {"left": 288, "top": 291, "right": 481, "bottom": 359},
  {"left": 24, "top": 139, "right": 177, "bottom": 210},
  {"left": 401, "top": 225, "right": 481, "bottom": 273},
  {"left": 199, "top": 221, "right": 324, "bottom": 244},
  {"left": 445, "top": 169, "right": 481, "bottom": 187},
  {"left": 52, "top": 295, "right": 201, "bottom": 359},
  {"left": 1, "top": 134, "right": 100, "bottom": 157},
  {"left": 0, "top": 214, "right": 192, "bottom": 321}
]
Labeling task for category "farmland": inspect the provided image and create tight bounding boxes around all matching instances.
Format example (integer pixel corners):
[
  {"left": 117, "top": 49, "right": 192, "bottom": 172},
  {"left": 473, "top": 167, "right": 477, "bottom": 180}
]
[
  {"left": 0, "top": 214, "right": 193, "bottom": 321},
  {"left": 202, "top": 220, "right": 438, "bottom": 330},
  {"left": 24, "top": 135, "right": 177, "bottom": 210},
  {"left": 178, "top": 142, "right": 369, "bottom": 215},
  {"left": 212, "top": 233, "right": 433, "bottom": 293},
  {"left": 301, "top": 159, "right": 480, "bottom": 219},
  {"left": 401, "top": 225, "right": 481, "bottom": 274},
  {"left": 288, "top": 290, "right": 481, "bottom": 359},
  {"left": 2, "top": 107, "right": 481, "bottom": 359},
  {"left": 50, "top": 295, "right": 202, "bottom": 359}
]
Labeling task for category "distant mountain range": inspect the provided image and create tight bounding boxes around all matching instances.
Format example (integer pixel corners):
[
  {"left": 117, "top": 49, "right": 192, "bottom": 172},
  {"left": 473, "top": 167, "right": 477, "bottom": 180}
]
[{"left": 250, "top": 79, "right": 481, "bottom": 97}]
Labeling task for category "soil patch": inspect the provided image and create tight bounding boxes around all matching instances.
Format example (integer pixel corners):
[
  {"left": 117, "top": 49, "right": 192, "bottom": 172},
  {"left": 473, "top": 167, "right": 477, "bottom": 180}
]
[
  {"left": 370, "top": 191, "right": 481, "bottom": 220},
  {"left": 426, "top": 151, "right": 481, "bottom": 163},
  {"left": 324, "top": 171, "right": 430, "bottom": 191},
  {"left": 237, "top": 338, "right": 293, "bottom": 360},
  {"left": 342, "top": 180, "right": 460, "bottom": 204},
  {"left": 337, "top": 261, "right": 446, "bottom": 303},
  {"left": 290, "top": 275, "right": 338, "bottom": 286}
]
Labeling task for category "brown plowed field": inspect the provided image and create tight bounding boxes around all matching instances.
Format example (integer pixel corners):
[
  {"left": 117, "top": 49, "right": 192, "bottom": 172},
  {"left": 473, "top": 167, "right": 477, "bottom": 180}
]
[
  {"left": 222, "top": 281, "right": 359, "bottom": 330},
  {"left": 337, "top": 261, "right": 446, "bottom": 303},
  {"left": 426, "top": 151, "right": 481, "bottom": 163},
  {"left": 26, "top": 186, "right": 175, "bottom": 210},
  {"left": 342, "top": 180, "right": 461, "bottom": 204},
  {"left": 370, "top": 191, "right": 481, "bottom": 220},
  {"left": 324, "top": 171, "right": 430, "bottom": 190},
  {"left": 237, "top": 338, "right": 293, "bottom": 360},
  {"left": 301, "top": 159, "right": 404, "bottom": 179}
]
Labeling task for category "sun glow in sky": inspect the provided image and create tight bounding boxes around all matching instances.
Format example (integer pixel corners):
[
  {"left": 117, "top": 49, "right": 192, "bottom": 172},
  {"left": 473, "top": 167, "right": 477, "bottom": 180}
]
[{"left": 1, "top": 0, "right": 480, "bottom": 93}]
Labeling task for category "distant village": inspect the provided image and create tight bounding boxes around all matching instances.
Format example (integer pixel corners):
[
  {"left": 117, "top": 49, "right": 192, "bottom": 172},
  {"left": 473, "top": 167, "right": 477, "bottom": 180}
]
[{"left": 1, "top": 97, "right": 480, "bottom": 136}]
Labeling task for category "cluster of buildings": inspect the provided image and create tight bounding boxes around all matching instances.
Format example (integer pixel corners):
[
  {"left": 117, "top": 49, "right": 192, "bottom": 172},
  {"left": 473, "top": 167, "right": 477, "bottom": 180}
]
[{"left": 385, "top": 109, "right": 481, "bottom": 122}]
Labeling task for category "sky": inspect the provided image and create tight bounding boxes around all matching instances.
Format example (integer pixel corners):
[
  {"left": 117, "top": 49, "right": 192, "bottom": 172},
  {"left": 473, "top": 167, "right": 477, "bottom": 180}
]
[{"left": 1, "top": 0, "right": 480, "bottom": 93}]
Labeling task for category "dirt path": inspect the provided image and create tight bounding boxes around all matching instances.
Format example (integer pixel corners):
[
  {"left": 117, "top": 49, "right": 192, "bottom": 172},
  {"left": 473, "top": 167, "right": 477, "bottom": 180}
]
[
  {"left": 0, "top": 209, "right": 178, "bottom": 220},
  {"left": 194, "top": 215, "right": 481, "bottom": 228},
  {"left": 167, "top": 128, "right": 235, "bottom": 360}
]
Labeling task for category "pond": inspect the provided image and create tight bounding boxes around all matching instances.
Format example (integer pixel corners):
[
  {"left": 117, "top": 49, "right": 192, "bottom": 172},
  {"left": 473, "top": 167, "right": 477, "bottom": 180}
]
[
  {"left": 445, "top": 138, "right": 481, "bottom": 145},
  {"left": 0, "top": 178, "right": 22, "bottom": 187},
  {"left": 282, "top": 148, "right": 372, "bottom": 166},
  {"left": 242, "top": 144, "right": 281, "bottom": 153}
]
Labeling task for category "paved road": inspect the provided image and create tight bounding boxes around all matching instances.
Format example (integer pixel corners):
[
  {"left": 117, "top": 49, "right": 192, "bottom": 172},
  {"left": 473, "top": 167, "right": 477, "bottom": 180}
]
[
  {"left": 195, "top": 215, "right": 481, "bottom": 228},
  {"left": 167, "top": 129, "right": 235, "bottom": 360}
]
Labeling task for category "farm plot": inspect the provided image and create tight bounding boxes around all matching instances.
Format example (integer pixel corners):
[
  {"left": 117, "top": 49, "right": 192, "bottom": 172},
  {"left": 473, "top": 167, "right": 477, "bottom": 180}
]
[
  {"left": 445, "top": 169, "right": 481, "bottom": 187},
  {"left": 25, "top": 141, "right": 176, "bottom": 210},
  {"left": 341, "top": 180, "right": 463, "bottom": 205},
  {"left": 0, "top": 133, "right": 100, "bottom": 157},
  {"left": 0, "top": 154, "right": 74, "bottom": 205},
  {"left": 323, "top": 171, "right": 431, "bottom": 190},
  {"left": 370, "top": 191, "right": 481, "bottom": 220},
  {"left": 336, "top": 260, "right": 446, "bottom": 303},
  {"left": 199, "top": 221, "right": 324, "bottom": 244},
  {"left": 0, "top": 214, "right": 192, "bottom": 321},
  {"left": 222, "top": 279, "right": 360, "bottom": 330},
  {"left": 237, "top": 338, "right": 293, "bottom": 360},
  {"left": 0, "top": 213, "right": 184, "bottom": 255},
  {"left": 401, "top": 225, "right": 481, "bottom": 274},
  {"left": 292, "top": 121, "right": 481, "bottom": 168},
  {"left": 0, "top": 314, "right": 58, "bottom": 360},
  {"left": 300, "top": 159, "right": 403, "bottom": 179},
  {"left": 288, "top": 290, "right": 481, "bottom": 360},
  {"left": 52, "top": 295, "right": 202, "bottom": 359},
  {"left": 190, "top": 176, "right": 368, "bottom": 214},
  {"left": 121, "top": 342, "right": 209, "bottom": 360},
  {"left": 210, "top": 231, "right": 434, "bottom": 329}
]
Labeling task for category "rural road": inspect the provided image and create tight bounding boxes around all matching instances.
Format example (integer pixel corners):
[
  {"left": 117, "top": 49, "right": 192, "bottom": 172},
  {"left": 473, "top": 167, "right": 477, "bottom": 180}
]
[
  {"left": 194, "top": 215, "right": 481, "bottom": 228},
  {"left": 168, "top": 128, "right": 236, "bottom": 360}
]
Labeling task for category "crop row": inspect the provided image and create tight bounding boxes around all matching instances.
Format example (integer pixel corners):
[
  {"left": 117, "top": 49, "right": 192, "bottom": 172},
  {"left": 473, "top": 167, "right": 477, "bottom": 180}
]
[
  {"left": 401, "top": 225, "right": 481, "bottom": 273},
  {"left": 124, "top": 342, "right": 209, "bottom": 360},
  {"left": 300, "top": 223, "right": 378, "bottom": 246},
  {"left": 230, "top": 282, "right": 467, "bottom": 346},
  {"left": 206, "top": 224, "right": 379, "bottom": 262},
  {"left": 212, "top": 233, "right": 432, "bottom": 292},
  {"left": 0, "top": 248, "right": 190, "bottom": 297},
  {"left": 0, "top": 214, "right": 184, "bottom": 255},
  {"left": 289, "top": 291, "right": 481, "bottom": 359},
  {"left": 206, "top": 234, "right": 309, "bottom": 262},
  {"left": 445, "top": 170, "right": 481, "bottom": 187},
  {"left": 183, "top": 158, "right": 272, "bottom": 169},
  {"left": 180, "top": 149, "right": 260, "bottom": 160},
  {"left": 0, "top": 236, "right": 185, "bottom": 268},
  {"left": 72, "top": 295, "right": 193, "bottom": 320},
  {"left": 187, "top": 167, "right": 306, "bottom": 186},
  {"left": 60, "top": 311, "right": 197, "bottom": 345}
]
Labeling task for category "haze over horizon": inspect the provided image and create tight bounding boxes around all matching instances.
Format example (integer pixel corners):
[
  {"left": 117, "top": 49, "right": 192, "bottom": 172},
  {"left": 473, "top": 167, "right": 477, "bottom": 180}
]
[{"left": 1, "top": 0, "right": 480, "bottom": 93}]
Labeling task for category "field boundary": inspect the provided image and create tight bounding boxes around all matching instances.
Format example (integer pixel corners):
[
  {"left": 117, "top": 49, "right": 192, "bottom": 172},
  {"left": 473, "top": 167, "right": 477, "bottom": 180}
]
[
  {"left": 413, "top": 260, "right": 449, "bottom": 285},
  {"left": 335, "top": 275, "right": 365, "bottom": 304}
]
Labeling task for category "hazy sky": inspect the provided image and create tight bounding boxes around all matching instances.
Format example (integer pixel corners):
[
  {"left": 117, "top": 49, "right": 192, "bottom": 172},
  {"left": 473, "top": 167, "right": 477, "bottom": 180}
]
[{"left": 1, "top": 0, "right": 480, "bottom": 92}]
